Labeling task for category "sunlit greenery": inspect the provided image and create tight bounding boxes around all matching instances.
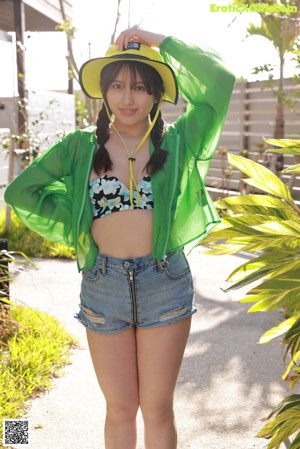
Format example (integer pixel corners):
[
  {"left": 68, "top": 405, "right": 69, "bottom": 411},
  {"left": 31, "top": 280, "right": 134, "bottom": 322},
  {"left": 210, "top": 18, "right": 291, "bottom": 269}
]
[
  {"left": 0, "top": 303, "right": 78, "bottom": 443},
  {"left": 0, "top": 209, "right": 76, "bottom": 260},
  {"left": 202, "top": 139, "right": 300, "bottom": 449}
]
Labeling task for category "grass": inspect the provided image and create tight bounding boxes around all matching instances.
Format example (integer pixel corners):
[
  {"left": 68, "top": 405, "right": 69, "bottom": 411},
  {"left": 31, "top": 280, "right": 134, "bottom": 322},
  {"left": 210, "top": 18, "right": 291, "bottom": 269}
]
[
  {"left": 0, "top": 209, "right": 76, "bottom": 260},
  {"left": 0, "top": 303, "right": 78, "bottom": 446},
  {"left": 0, "top": 209, "right": 78, "bottom": 448}
]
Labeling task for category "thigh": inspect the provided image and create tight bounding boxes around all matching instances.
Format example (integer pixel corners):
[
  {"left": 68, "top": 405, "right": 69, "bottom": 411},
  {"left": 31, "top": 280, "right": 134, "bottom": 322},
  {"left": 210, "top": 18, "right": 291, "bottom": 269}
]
[
  {"left": 136, "top": 250, "right": 196, "bottom": 328},
  {"left": 86, "top": 327, "right": 139, "bottom": 408},
  {"left": 137, "top": 318, "right": 192, "bottom": 412},
  {"left": 77, "top": 256, "right": 132, "bottom": 334}
]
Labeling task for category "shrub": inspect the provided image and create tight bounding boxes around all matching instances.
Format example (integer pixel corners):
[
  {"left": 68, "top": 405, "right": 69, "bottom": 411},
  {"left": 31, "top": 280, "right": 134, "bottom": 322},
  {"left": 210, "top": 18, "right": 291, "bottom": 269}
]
[
  {"left": 0, "top": 210, "right": 76, "bottom": 259},
  {"left": 0, "top": 303, "right": 78, "bottom": 440},
  {"left": 202, "top": 139, "right": 300, "bottom": 449}
]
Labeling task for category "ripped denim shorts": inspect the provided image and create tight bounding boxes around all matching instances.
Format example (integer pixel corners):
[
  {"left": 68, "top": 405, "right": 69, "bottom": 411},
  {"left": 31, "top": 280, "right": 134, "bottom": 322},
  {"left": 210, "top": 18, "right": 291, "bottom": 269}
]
[{"left": 75, "top": 249, "right": 196, "bottom": 334}]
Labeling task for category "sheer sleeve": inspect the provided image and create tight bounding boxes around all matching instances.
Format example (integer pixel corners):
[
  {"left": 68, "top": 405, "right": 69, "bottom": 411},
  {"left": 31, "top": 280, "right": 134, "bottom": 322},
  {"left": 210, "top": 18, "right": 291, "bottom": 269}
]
[
  {"left": 4, "top": 132, "right": 75, "bottom": 246},
  {"left": 160, "top": 37, "right": 235, "bottom": 179}
]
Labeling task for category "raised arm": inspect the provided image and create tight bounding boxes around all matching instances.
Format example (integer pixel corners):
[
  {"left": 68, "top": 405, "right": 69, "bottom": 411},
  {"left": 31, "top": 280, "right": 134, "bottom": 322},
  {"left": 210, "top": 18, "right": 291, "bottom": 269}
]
[
  {"left": 160, "top": 35, "right": 235, "bottom": 178},
  {"left": 115, "top": 26, "right": 166, "bottom": 50}
]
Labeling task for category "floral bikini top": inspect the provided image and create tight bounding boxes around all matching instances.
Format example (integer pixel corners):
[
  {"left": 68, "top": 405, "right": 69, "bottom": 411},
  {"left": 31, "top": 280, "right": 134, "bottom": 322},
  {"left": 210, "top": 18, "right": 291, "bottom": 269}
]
[{"left": 89, "top": 174, "right": 154, "bottom": 219}]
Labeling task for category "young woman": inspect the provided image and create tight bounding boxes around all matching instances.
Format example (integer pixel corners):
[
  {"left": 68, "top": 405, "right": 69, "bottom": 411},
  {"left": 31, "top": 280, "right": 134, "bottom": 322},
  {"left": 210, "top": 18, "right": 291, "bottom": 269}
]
[{"left": 5, "top": 26, "right": 235, "bottom": 449}]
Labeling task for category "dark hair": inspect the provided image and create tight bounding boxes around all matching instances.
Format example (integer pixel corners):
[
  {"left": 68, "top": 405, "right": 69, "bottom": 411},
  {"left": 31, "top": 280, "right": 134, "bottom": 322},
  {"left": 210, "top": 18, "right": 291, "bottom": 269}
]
[{"left": 94, "top": 61, "right": 168, "bottom": 176}]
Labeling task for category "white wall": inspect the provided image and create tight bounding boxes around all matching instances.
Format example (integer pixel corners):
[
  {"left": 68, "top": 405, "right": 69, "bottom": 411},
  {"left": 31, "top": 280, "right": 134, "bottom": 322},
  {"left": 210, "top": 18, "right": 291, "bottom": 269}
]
[{"left": 0, "top": 91, "right": 75, "bottom": 206}]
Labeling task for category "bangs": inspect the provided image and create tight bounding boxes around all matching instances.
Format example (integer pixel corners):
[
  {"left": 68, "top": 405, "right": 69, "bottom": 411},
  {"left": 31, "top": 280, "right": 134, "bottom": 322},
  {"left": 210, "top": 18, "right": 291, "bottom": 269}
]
[{"left": 100, "top": 61, "right": 165, "bottom": 101}]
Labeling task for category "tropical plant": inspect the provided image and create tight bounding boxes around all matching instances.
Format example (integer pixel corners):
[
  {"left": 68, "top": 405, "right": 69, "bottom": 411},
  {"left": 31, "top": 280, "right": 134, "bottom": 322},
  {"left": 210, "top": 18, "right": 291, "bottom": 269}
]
[
  {"left": 201, "top": 138, "right": 300, "bottom": 448},
  {"left": 234, "top": 0, "right": 300, "bottom": 139},
  {"left": 233, "top": 0, "right": 300, "bottom": 179},
  {"left": 0, "top": 210, "right": 76, "bottom": 260}
]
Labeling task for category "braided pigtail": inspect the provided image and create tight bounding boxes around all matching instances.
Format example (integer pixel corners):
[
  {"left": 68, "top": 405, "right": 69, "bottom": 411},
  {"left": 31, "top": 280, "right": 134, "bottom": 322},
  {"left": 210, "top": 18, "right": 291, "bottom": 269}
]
[
  {"left": 144, "top": 104, "right": 168, "bottom": 176},
  {"left": 94, "top": 105, "right": 112, "bottom": 174}
]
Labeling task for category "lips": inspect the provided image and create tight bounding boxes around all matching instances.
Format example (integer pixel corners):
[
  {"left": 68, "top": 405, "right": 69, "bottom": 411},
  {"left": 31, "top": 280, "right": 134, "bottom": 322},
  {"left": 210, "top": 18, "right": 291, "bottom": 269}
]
[{"left": 120, "top": 109, "right": 137, "bottom": 116}]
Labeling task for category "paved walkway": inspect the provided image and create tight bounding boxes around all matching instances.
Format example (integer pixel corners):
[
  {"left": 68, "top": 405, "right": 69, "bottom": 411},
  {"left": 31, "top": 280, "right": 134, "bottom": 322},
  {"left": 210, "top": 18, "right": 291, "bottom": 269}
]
[{"left": 9, "top": 247, "right": 288, "bottom": 449}]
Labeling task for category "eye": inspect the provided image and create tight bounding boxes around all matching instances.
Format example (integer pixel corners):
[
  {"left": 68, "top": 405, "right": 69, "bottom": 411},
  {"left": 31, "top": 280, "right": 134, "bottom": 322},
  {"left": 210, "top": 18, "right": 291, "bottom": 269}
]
[
  {"left": 111, "top": 82, "right": 122, "bottom": 90},
  {"left": 134, "top": 84, "right": 146, "bottom": 92}
]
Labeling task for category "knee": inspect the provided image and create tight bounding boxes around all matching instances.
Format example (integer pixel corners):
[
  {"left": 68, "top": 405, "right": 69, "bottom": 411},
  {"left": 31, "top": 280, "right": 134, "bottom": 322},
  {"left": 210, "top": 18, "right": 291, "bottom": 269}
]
[
  {"left": 140, "top": 401, "right": 174, "bottom": 426},
  {"left": 106, "top": 401, "right": 139, "bottom": 426}
]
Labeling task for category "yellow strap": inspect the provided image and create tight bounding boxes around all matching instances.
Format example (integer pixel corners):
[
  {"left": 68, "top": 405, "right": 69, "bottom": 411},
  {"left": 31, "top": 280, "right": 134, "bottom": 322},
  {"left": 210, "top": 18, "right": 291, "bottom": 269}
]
[{"left": 103, "top": 100, "right": 162, "bottom": 206}]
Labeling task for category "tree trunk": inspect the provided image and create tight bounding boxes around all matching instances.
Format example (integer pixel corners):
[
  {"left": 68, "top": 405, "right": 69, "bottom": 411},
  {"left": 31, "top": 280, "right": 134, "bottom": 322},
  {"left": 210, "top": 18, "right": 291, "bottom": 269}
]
[
  {"left": 58, "top": 0, "right": 79, "bottom": 87},
  {"left": 13, "top": 0, "right": 26, "bottom": 137},
  {"left": 271, "top": 53, "right": 285, "bottom": 173},
  {"left": 274, "top": 55, "right": 284, "bottom": 140},
  {"left": 110, "top": 0, "right": 122, "bottom": 44}
]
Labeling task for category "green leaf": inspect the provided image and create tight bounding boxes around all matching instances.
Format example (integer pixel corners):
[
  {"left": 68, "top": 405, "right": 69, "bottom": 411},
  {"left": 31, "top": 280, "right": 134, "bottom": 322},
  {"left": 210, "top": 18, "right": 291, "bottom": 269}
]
[
  {"left": 267, "top": 395, "right": 300, "bottom": 419},
  {"left": 245, "top": 281, "right": 300, "bottom": 313},
  {"left": 283, "top": 319, "right": 300, "bottom": 360},
  {"left": 228, "top": 153, "right": 293, "bottom": 202},
  {"left": 226, "top": 262, "right": 280, "bottom": 290},
  {"left": 203, "top": 242, "right": 250, "bottom": 255},
  {"left": 216, "top": 194, "right": 291, "bottom": 209},
  {"left": 284, "top": 318, "right": 300, "bottom": 341},
  {"left": 289, "top": 431, "right": 300, "bottom": 449},
  {"left": 0, "top": 296, "right": 10, "bottom": 305},
  {"left": 214, "top": 195, "right": 298, "bottom": 221},
  {"left": 282, "top": 164, "right": 300, "bottom": 174},
  {"left": 257, "top": 409, "right": 300, "bottom": 442},
  {"left": 223, "top": 215, "right": 285, "bottom": 229},
  {"left": 283, "top": 352, "right": 300, "bottom": 380},
  {"left": 222, "top": 214, "right": 290, "bottom": 231},
  {"left": 247, "top": 292, "right": 290, "bottom": 313},
  {"left": 259, "top": 317, "right": 298, "bottom": 344},
  {"left": 253, "top": 269, "right": 300, "bottom": 287},
  {"left": 252, "top": 220, "right": 300, "bottom": 237},
  {"left": 236, "top": 269, "right": 300, "bottom": 310},
  {"left": 202, "top": 228, "right": 248, "bottom": 245},
  {"left": 265, "top": 138, "right": 300, "bottom": 148},
  {"left": 227, "top": 251, "right": 292, "bottom": 283},
  {"left": 225, "top": 251, "right": 300, "bottom": 292},
  {"left": 215, "top": 234, "right": 299, "bottom": 258}
]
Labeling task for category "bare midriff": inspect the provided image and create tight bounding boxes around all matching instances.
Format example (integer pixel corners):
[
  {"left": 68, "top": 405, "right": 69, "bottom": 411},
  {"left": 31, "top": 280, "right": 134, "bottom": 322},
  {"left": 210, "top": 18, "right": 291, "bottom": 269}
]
[{"left": 91, "top": 209, "right": 153, "bottom": 258}]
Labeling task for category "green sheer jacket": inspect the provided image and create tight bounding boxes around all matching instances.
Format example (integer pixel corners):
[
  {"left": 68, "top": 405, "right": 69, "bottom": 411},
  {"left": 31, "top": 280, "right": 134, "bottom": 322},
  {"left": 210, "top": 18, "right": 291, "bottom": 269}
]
[{"left": 4, "top": 36, "right": 235, "bottom": 271}]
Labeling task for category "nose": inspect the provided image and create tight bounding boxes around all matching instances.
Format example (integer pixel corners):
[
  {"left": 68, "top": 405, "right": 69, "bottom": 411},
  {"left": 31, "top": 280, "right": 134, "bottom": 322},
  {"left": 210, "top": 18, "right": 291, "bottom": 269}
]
[{"left": 121, "top": 86, "right": 134, "bottom": 104}]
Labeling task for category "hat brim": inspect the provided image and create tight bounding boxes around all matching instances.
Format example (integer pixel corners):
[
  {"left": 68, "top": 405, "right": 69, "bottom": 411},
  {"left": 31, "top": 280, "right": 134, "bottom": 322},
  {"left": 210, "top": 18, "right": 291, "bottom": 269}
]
[{"left": 79, "top": 55, "right": 178, "bottom": 105}]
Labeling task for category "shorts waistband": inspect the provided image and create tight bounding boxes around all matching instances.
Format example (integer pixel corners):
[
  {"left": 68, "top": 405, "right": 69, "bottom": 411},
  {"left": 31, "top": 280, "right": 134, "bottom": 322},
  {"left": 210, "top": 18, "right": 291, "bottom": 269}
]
[{"left": 96, "top": 251, "right": 177, "bottom": 274}]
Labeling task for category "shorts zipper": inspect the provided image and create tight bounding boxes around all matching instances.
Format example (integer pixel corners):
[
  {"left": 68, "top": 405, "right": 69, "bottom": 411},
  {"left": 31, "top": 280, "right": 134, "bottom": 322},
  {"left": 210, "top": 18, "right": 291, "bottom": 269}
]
[{"left": 128, "top": 271, "right": 138, "bottom": 324}]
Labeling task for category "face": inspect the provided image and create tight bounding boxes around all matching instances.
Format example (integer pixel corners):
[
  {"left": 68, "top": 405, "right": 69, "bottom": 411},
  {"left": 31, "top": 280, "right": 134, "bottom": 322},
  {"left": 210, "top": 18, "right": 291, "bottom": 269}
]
[{"left": 106, "top": 65, "right": 157, "bottom": 130}]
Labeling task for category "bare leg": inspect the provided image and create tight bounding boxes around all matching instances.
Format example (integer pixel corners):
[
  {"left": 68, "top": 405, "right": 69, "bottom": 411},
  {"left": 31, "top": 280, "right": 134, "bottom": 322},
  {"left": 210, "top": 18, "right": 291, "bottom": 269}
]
[
  {"left": 137, "top": 317, "right": 191, "bottom": 449},
  {"left": 86, "top": 327, "right": 139, "bottom": 449}
]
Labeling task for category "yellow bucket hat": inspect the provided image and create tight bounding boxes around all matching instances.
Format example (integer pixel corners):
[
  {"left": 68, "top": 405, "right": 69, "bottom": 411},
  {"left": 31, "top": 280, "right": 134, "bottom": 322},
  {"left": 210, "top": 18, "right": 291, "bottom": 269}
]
[{"left": 79, "top": 41, "right": 178, "bottom": 104}]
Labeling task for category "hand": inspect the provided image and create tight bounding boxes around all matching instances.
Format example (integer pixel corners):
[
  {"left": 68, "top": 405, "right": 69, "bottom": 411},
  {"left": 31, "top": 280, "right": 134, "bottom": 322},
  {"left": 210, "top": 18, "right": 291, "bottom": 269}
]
[{"left": 115, "top": 26, "right": 166, "bottom": 50}]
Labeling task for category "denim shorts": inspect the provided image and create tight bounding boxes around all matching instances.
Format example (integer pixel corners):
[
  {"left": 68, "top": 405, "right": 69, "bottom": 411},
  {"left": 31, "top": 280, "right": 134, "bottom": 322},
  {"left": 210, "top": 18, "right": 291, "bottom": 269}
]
[{"left": 75, "top": 249, "right": 196, "bottom": 334}]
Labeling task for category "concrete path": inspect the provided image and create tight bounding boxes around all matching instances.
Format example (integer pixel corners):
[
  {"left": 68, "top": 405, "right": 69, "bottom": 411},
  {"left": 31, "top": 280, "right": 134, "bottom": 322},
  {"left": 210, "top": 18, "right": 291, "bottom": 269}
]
[{"left": 9, "top": 247, "right": 288, "bottom": 449}]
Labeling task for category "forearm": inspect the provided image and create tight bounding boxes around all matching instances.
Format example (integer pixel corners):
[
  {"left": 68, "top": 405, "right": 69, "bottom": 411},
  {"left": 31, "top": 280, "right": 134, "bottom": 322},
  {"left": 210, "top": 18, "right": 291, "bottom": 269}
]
[
  {"left": 159, "top": 36, "right": 235, "bottom": 114},
  {"left": 115, "top": 26, "right": 166, "bottom": 49}
]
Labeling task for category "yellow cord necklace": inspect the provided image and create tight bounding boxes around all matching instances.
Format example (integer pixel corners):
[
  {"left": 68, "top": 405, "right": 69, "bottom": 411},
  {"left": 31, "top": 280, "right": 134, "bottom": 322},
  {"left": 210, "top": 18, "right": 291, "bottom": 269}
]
[{"left": 104, "top": 100, "right": 162, "bottom": 206}]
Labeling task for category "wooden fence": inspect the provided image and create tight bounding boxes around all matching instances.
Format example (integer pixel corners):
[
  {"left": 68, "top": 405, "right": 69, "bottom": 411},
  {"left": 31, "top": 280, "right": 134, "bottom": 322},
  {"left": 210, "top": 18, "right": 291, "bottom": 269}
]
[
  {"left": 208, "top": 78, "right": 300, "bottom": 199},
  {"left": 164, "top": 78, "right": 300, "bottom": 199}
]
